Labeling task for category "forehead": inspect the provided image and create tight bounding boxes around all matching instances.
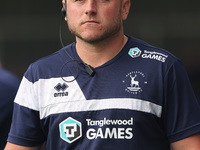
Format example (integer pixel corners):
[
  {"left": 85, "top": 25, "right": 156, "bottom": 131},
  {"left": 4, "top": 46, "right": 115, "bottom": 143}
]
[
  {"left": 65, "top": 0, "right": 125, "bottom": 7},
  {"left": 65, "top": 0, "right": 123, "bottom": 2}
]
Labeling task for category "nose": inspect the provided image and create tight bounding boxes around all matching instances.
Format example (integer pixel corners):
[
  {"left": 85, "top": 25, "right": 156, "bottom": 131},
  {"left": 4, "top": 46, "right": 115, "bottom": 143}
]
[{"left": 85, "top": 0, "right": 97, "bottom": 16}]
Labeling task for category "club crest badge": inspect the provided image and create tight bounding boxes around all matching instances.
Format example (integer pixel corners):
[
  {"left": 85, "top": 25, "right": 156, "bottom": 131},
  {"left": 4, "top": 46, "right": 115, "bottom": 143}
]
[{"left": 123, "top": 71, "right": 147, "bottom": 94}]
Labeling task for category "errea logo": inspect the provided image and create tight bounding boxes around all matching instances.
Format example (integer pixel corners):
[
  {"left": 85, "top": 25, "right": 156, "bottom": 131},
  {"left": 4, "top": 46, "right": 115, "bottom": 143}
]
[
  {"left": 55, "top": 83, "right": 68, "bottom": 92},
  {"left": 54, "top": 83, "right": 68, "bottom": 97},
  {"left": 59, "top": 117, "right": 82, "bottom": 143}
]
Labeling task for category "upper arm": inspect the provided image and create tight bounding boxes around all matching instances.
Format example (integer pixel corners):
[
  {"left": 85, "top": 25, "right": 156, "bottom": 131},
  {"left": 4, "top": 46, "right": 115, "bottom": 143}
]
[
  {"left": 4, "top": 142, "right": 44, "bottom": 150},
  {"left": 171, "top": 133, "right": 200, "bottom": 150}
]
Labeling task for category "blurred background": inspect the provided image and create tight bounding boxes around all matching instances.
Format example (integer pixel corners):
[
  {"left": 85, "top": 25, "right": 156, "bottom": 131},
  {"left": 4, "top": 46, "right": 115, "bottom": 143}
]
[{"left": 0, "top": 0, "right": 199, "bottom": 100}]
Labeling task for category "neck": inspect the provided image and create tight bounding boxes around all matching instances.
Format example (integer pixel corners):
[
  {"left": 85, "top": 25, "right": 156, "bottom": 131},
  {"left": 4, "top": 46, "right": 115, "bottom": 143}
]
[{"left": 76, "top": 33, "right": 128, "bottom": 68}]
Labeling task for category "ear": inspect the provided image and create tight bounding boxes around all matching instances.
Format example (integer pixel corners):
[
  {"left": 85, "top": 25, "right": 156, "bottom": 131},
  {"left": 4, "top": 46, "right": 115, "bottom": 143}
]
[
  {"left": 62, "top": 0, "right": 67, "bottom": 21},
  {"left": 62, "top": 0, "right": 66, "bottom": 8},
  {"left": 122, "top": 0, "right": 131, "bottom": 20}
]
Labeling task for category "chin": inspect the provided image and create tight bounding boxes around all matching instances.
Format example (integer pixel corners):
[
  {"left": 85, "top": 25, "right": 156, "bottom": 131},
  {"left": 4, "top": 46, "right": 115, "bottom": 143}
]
[{"left": 77, "top": 33, "right": 106, "bottom": 43}]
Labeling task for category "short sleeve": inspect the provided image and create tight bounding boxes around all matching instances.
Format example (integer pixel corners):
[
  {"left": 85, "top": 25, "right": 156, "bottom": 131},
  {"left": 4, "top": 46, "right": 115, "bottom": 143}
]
[
  {"left": 162, "top": 60, "right": 200, "bottom": 143},
  {"left": 7, "top": 66, "right": 46, "bottom": 146}
]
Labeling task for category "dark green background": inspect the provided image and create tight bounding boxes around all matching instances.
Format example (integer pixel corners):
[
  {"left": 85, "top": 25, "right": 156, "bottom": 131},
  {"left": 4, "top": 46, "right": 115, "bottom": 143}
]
[{"left": 0, "top": 0, "right": 199, "bottom": 99}]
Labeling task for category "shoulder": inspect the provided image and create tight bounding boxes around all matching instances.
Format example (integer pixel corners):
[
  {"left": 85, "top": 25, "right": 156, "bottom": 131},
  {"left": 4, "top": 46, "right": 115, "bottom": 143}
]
[
  {"left": 0, "top": 68, "right": 20, "bottom": 87},
  {"left": 0, "top": 69, "right": 20, "bottom": 104},
  {"left": 127, "top": 35, "right": 178, "bottom": 64},
  {"left": 125, "top": 35, "right": 182, "bottom": 75},
  {"left": 123, "top": 35, "right": 187, "bottom": 87},
  {"left": 24, "top": 43, "right": 75, "bottom": 83}
]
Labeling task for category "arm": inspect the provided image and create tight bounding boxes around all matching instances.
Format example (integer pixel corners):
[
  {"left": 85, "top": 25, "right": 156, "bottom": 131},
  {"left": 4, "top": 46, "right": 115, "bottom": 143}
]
[
  {"left": 4, "top": 142, "right": 45, "bottom": 150},
  {"left": 171, "top": 133, "right": 200, "bottom": 150}
]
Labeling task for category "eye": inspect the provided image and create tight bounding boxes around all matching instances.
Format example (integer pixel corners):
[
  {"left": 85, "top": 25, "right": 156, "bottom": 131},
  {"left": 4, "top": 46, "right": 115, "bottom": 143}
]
[
  {"left": 98, "top": 0, "right": 110, "bottom": 3},
  {"left": 73, "top": 0, "right": 84, "bottom": 4},
  {"left": 99, "top": 0, "right": 110, "bottom": 2}
]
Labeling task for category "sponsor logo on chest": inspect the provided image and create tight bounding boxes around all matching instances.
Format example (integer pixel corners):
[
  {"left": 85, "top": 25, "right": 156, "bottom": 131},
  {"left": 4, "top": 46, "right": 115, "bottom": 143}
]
[
  {"left": 59, "top": 117, "right": 134, "bottom": 143},
  {"left": 128, "top": 47, "right": 168, "bottom": 63}
]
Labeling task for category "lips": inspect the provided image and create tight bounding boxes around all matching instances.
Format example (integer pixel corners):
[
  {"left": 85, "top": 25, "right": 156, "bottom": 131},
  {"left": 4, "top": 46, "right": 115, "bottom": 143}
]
[{"left": 82, "top": 20, "right": 99, "bottom": 25}]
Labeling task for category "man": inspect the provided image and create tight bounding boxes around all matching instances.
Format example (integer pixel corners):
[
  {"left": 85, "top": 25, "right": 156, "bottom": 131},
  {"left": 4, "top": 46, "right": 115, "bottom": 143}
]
[
  {"left": 5, "top": 0, "right": 200, "bottom": 149},
  {"left": 0, "top": 65, "right": 20, "bottom": 150}
]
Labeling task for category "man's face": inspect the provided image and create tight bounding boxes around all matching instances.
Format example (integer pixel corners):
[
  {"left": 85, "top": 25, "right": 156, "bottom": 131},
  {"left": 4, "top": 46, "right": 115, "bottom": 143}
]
[{"left": 65, "top": 0, "right": 128, "bottom": 44}]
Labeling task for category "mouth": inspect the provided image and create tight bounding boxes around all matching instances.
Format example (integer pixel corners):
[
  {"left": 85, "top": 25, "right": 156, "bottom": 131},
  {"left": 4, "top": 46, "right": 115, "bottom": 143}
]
[{"left": 82, "top": 20, "right": 99, "bottom": 25}]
